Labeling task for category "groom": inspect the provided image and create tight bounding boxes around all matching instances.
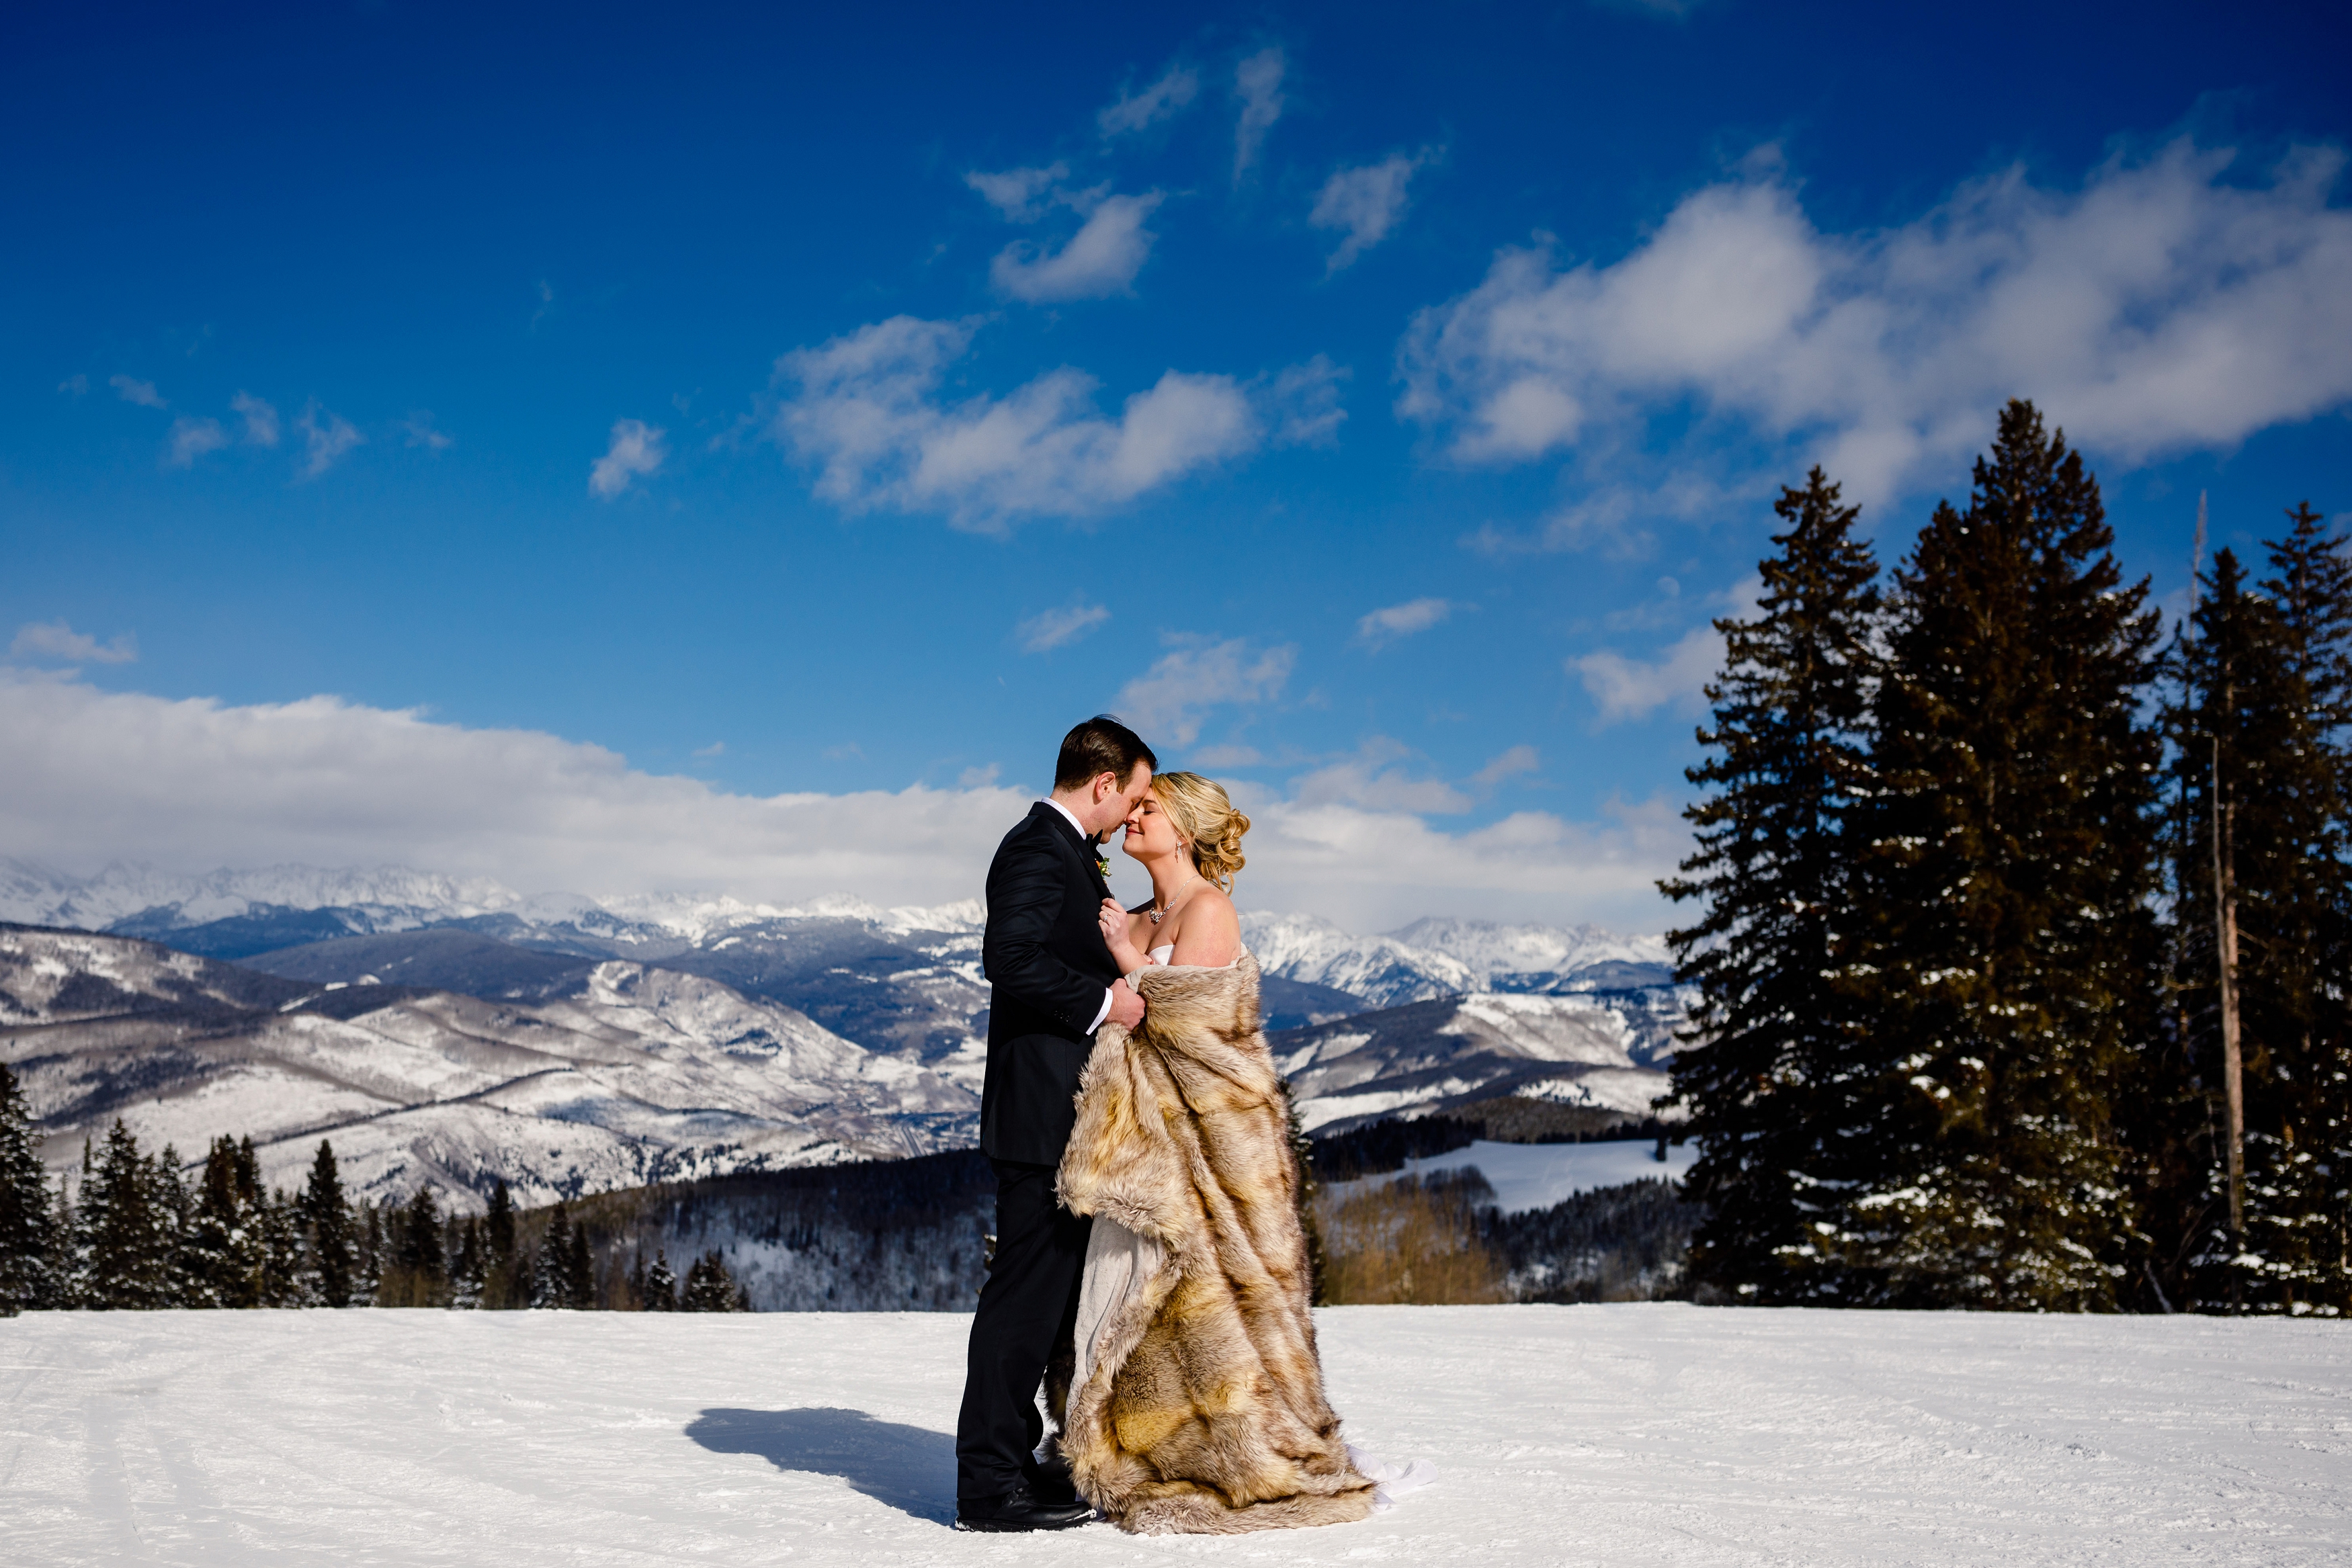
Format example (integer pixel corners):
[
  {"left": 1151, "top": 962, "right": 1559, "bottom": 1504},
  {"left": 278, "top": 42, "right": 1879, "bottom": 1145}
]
[{"left": 953, "top": 715, "right": 1157, "bottom": 1532}]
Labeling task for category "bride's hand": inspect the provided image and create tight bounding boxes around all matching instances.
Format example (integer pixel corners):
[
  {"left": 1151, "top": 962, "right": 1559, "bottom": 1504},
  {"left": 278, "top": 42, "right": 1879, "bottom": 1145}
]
[{"left": 1099, "top": 897, "right": 1142, "bottom": 970}]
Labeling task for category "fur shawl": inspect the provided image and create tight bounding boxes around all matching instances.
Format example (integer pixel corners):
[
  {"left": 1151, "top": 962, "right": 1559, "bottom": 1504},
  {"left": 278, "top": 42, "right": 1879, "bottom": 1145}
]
[{"left": 1052, "top": 953, "right": 1375, "bottom": 1534}]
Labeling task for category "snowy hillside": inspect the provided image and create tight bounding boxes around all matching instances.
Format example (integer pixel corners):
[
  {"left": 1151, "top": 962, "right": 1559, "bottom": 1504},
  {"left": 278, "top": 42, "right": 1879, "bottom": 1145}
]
[
  {"left": 8, "top": 1307, "right": 2344, "bottom": 1566},
  {"left": 1, "top": 925, "right": 975, "bottom": 1211}
]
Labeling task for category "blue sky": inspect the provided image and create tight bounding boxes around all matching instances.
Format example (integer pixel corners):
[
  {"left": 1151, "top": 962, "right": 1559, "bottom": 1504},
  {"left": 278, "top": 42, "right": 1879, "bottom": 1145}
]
[{"left": 3, "top": 1, "right": 2348, "bottom": 930}]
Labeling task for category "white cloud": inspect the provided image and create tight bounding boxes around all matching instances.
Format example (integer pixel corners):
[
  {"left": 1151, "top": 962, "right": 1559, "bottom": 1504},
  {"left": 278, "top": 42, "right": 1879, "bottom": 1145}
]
[
  {"left": 232, "top": 392, "right": 280, "bottom": 447},
  {"left": 110, "top": 375, "right": 165, "bottom": 409},
  {"left": 1400, "top": 140, "right": 2352, "bottom": 503},
  {"left": 1356, "top": 596, "right": 1454, "bottom": 646},
  {"left": 295, "top": 401, "right": 364, "bottom": 478},
  {"left": 589, "top": 419, "right": 667, "bottom": 498},
  {"left": 1265, "top": 355, "right": 1348, "bottom": 445},
  {"left": 403, "top": 412, "right": 453, "bottom": 451},
  {"left": 58, "top": 374, "right": 89, "bottom": 396},
  {"left": 1470, "top": 744, "right": 1540, "bottom": 787},
  {"left": 1570, "top": 626, "right": 1720, "bottom": 726},
  {"left": 0, "top": 669, "right": 1681, "bottom": 930},
  {"left": 10, "top": 621, "right": 137, "bottom": 665},
  {"left": 1115, "top": 636, "right": 1296, "bottom": 745},
  {"left": 1099, "top": 66, "right": 1199, "bottom": 137},
  {"left": 1232, "top": 48, "right": 1286, "bottom": 183},
  {"left": 1017, "top": 603, "right": 1111, "bottom": 651},
  {"left": 1311, "top": 150, "right": 1433, "bottom": 272},
  {"left": 991, "top": 191, "right": 1164, "bottom": 302},
  {"left": 165, "top": 417, "right": 228, "bottom": 468},
  {"left": 691, "top": 741, "right": 726, "bottom": 758},
  {"left": 772, "top": 315, "right": 1306, "bottom": 527},
  {"left": 1288, "top": 736, "right": 1472, "bottom": 814},
  {"left": 965, "top": 162, "right": 1069, "bottom": 222}
]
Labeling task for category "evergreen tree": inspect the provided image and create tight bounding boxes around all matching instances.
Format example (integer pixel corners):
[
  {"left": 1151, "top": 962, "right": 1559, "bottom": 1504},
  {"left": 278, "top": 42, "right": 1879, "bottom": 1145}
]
[
  {"left": 299, "top": 1141, "right": 357, "bottom": 1307},
  {"left": 1662, "top": 466, "right": 1882, "bottom": 1302},
  {"left": 183, "top": 1135, "right": 264, "bottom": 1307},
  {"left": 680, "top": 1249, "right": 747, "bottom": 1311},
  {"left": 355, "top": 1202, "right": 385, "bottom": 1305},
  {"left": 255, "top": 1186, "right": 304, "bottom": 1307},
  {"left": 564, "top": 1220, "right": 596, "bottom": 1309},
  {"left": 642, "top": 1249, "right": 679, "bottom": 1311},
  {"left": 450, "top": 1217, "right": 487, "bottom": 1309},
  {"left": 382, "top": 1184, "right": 450, "bottom": 1307},
  {"left": 481, "top": 1178, "right": 521, "bottom": 1309},
  {"left": 1843, "top": 400, "right": 2163, "bottom": 1310},
  {"left": 530, "top": 1202, "right": 573, "bottom": 1308},
  {"left": 0, "top": 1061, "right": 62, "bottom": 1313},
  {"left": 79, "top": 1121, "right": 182, "bottom": 1309}
]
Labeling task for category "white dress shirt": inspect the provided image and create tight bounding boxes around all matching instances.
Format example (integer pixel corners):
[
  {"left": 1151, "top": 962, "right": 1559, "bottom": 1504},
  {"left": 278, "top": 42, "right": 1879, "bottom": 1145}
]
[{"left": 1043, "top": 797, "right": 1117, "bottom": 1035}]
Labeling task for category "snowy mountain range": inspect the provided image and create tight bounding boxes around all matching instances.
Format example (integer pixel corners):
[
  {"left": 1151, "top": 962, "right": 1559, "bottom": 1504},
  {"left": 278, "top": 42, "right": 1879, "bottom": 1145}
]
[{"left": 1, "top": 860, "right": 1691, "bottom": 1208}]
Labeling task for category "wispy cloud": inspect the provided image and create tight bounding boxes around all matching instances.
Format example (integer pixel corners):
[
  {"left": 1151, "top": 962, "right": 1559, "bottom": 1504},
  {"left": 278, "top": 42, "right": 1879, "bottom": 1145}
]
[
  {"left": 1356, "top": 596, "right": 1454, "bottom": 646},
  {"left": 966, "top": 162, "right": 1069, "bottom": 222},
  {"left": 1311, "top": 150, "right": 1434, "bottom": 272},
  {"left": 165, "top": 417, "right": 229, "bottom": 468},
  {"left": 296, "top": 401, "right": 364, "bottom": 478},
  {"left": 589, "top": 419, "right": 667, "bottom": 498},
  {"left": 1116, "top": 635, "right": 1296, "bottom": 745},
  {"left": 991, "top": 191, "right": 1165, "bottom": 301},
  {"left": 1099, "top": 65, "right": 1199, "bottom": 137},
  {"left": 1400, "top": 139, "right": 2352, "bottom": 503},
  {"left": 11, "top": 620, "right": 137, "bottom": 665},
  {"left": 231, "top": 392, "right": 280, "bottom": 447},
  {"left": 1232, "top": 48, "right": 1286, "bottom": 183},
  {"left": 57, "top": 374, "right": 89, "bottom": 396},
  {"left": 1568, "top": 578, "right": 1759, "bottom": 726},
  {"left": 1288, "top": 736, "right": 1471, "bottom": 814},
  {"left": 110, "top": 374, "right": 165, "bottom": 409},
  {"left": 1471, "top": 744, "right": 1540, "bottom": 788},
  {"left": 402, "top": 412, "right": 454, "bottom": 451},
  {"left": 1017, "top": 603, "right": 1111, "bottom": 652},
  {"left": 691, "top": 741, "right": 726, "bottom": 759},
  {"left": 771, "top": 315, "right": 1323, "bottom": 527}
]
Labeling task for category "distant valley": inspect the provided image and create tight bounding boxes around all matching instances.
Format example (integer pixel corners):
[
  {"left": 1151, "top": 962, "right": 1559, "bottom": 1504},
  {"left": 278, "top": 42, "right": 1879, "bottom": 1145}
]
[{"left": 1, "top": 859, "right": 1690, "bottom": 1211}]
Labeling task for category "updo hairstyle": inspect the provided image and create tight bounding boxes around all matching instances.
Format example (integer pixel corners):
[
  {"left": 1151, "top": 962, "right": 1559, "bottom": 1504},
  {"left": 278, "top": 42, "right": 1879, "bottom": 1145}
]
[{"left": 1151, "top": 771, "right": 1251, "bottom": 891}]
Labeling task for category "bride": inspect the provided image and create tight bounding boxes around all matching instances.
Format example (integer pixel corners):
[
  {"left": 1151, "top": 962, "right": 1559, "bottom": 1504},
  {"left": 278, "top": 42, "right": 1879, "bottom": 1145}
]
[{"left": 1047, "top": 771, "right": 1427, "bottom": 1533}]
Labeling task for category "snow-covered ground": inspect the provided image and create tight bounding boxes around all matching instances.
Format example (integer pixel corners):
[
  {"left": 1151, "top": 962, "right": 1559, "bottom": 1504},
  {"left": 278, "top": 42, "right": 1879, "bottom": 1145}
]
[
  {"left": 3, "top": 1307, "right": 2343, "bottom": 1565},
  {"left": 1341, "top": 1137, "right": 1701, "bottom": 1213}
]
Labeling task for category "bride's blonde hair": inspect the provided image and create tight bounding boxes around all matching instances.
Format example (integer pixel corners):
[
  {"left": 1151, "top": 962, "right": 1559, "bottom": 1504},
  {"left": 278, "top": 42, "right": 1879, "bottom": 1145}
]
[{"left": 1152, "top": 771, "right": 1250, "bottom": 891}]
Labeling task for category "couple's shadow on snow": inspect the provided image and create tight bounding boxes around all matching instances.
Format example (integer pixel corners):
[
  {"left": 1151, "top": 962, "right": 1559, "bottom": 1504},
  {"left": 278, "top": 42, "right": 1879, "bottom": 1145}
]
[{"left": 687, "top": 1407, "right": 954, "bottom": 1524}]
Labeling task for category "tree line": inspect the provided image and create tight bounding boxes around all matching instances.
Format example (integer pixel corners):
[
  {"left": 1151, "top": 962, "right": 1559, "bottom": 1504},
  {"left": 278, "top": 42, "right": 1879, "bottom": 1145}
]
[
  {"left": 1667, "top": 398, "right": 2348, "bottom": 1314},
  {"left": 0, "top": 1080, "right": 745, "bottom": 1314}
]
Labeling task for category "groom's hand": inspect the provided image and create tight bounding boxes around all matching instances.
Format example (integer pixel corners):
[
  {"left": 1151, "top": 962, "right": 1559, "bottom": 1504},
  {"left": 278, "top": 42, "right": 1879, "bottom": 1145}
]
[{"left": 1106, "top": 977, "right": 1146, "bottom": 1029}]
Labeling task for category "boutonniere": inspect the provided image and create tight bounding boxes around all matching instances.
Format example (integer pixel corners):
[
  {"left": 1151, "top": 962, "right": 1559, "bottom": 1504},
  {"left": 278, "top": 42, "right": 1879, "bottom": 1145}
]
[{"left": 1094, "top": 852, "right": 1111, "bottom": 881}]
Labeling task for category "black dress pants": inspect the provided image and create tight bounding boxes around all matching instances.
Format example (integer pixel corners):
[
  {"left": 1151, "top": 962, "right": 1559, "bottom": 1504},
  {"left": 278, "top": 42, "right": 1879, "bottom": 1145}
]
[{"left": 954, "top": 1158, "right": 1092, "bottom": 1499}]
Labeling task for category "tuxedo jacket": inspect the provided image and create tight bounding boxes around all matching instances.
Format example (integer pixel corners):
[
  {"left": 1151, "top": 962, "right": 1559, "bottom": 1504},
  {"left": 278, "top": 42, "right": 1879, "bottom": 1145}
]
[{"left": 979, "top": 801, "right": 1120, "bottom": 1167}]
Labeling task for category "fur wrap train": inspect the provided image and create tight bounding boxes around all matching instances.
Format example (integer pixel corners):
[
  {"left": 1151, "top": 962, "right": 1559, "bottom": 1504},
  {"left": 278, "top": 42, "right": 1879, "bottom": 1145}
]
[{"left": 1050, "top": 952, "right": 1376, "bottom": 1534}]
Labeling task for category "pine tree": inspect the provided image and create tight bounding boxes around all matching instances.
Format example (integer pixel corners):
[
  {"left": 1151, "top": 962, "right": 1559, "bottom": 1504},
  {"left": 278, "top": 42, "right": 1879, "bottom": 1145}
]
[
  {"left": 564, "top": 1221, "right": 596, "bottom": 1309},
  {"left": 531, "top": 1202, "right": 573, "bottom": 1308},
  {"left": 255, "top": 1187, "right": 304, "bottom": 1307},
  {"left": 642, "top": 1249, "right": 679, "bottom": 1311},
  {"left": 183, "top": 1135, "right": 265, "bottom": 1307},
  {"left": 299, "top": 1141, "right": 357, "bottom": 1307},
  {"left": 1662, "top": 466, "right": 1882, "bottom": 1302},
  {"left": 355, "top": 1202, "right": 385, "bottom": 1306},
  {"left": 1843, "top": 400, "right": 2164, "bottom": 1310},
  {"left": 0, "top": 1061, "right": 62, "bottom": 1313},
  {"left": 481, "top": 1178, "right": 521, "bottom": 1309},
  {"left": 450, "top": 1217, "right": 486, "bottom": 1309},
  {"left": 382, "top": 1184, "right": 450, "bottom": 1307},
  {"left": 680, "top": 1249, "right": 746, "bottom": 1312},
  {"left": 79, "top": 1122, "right": 181, "bottom": 1309}
]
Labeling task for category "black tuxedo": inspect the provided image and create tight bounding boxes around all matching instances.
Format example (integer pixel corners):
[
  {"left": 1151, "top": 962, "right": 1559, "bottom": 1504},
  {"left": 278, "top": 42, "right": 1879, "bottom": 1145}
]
[
  {"left": 978, "top": 800, "right": 1120, "bottom": 1166},
  {"left": 957, "top": 799, "right": 1120, "bottom": 1500}
]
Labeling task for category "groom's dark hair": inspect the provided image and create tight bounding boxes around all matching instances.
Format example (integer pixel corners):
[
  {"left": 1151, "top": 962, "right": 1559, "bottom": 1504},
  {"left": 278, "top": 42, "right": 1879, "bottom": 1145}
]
[{"left": 1054, "top": 715, "right": 1157, "bottom": 791}]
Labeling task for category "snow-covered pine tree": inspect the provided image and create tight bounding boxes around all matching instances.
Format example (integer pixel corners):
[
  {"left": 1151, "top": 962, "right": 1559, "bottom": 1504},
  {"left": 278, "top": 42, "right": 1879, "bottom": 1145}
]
[
  {"left": 183, "top": 1135, "right": 260, "bottom": 1307},
  {"left": 355, "top": 1202, "right": 385, "bottom": 1306},
  {"left": 79, "top": 1122, "right": 182, "bottom": 1309},
  {"left": 0, "top": 1062, "right": 63, "bottom": 1313},
  {"left": 299, "top": 1140, "right": 357, "bottom": 1307},
  {"left": 255, "top": 1187, "right": 304, "bottom": 1307},
  {"left": 643, "top": 1249, "right": 678, "bottom": 1311},
  {"left": 1663, "top": 466, "right": 1882, "bottom": 1303},
  {"left": 680, "top": 1248, "right": 745, "bottom": 1311},
  {"left": 1844, "top": 400, "right": 2164, "bottom": 1311},
  {"left": 530, "top": 1202, "right": 573, "bottom": 1308},
  {"left": 450, "top": 1217, "right": 486, "bottom": 1309},
  {"left": 383, "top": 1184, "right": 449, "bottom": 1307}
]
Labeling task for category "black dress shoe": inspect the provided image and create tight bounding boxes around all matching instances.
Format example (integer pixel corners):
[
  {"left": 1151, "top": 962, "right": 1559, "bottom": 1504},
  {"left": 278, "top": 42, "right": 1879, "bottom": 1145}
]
[
  {"left": 954, "top": 1480, "right": 1093, "bottom": 1532},
  {"left": 1025, "top": 1452, "right": 1079, "bottom": 1506}
]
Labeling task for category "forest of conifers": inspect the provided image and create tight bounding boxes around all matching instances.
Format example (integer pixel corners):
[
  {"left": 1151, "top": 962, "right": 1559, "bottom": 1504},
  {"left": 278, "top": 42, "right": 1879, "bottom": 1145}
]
[{"left": 1667, "top": 399, "right": 2348, "bottom": 1315}]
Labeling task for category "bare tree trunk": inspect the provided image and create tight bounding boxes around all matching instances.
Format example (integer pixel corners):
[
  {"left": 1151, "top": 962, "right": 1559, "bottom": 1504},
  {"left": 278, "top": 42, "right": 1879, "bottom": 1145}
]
[{"left": 2210, "top": 736, "right": 2245, "bottom": 1247}]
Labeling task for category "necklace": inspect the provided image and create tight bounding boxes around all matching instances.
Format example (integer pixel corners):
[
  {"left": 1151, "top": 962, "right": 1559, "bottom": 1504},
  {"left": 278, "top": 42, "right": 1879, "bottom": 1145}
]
[{"left": 1146, "top": 874, "right": 1203, "bottom": 925}]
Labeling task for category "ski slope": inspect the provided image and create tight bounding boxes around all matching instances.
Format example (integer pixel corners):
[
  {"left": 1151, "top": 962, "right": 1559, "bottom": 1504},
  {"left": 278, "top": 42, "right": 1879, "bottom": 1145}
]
[{"left": 4, "top": 1305, "right": 2345, "bottom": 1565}]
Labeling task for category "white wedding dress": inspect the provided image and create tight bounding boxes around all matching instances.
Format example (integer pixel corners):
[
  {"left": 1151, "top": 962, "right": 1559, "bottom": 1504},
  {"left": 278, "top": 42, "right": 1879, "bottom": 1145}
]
[{"left": 1068, "top": 945, "right": 1437, "bottom": 1516}]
